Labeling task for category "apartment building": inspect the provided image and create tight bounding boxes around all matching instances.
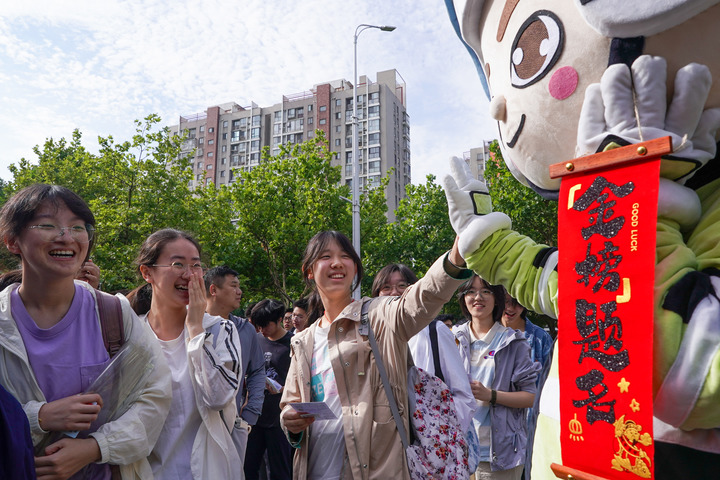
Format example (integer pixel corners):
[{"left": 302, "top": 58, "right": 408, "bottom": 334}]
[
  {"left": 464, "top": 142, "right": 493, "bottom": 180},
  {"left": 170, "top": 69, "right": 410, "bottom": 215}
]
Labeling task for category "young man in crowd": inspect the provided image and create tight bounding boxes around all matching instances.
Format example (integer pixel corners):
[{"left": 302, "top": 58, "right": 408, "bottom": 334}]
[
  {"left": 244, "top": 299, "right": 294, "bottom": 480},
  {"left": 205, "top": 266, "right": 266, "bottom": 468}
]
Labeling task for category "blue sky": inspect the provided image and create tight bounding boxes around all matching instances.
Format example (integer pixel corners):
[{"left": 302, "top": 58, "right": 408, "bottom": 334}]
[{"left": 0, "top": 0, "right": 497, "bottom": 184}]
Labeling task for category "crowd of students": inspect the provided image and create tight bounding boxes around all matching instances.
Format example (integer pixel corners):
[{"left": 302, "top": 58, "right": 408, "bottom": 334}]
[{"left": 0, "top": 184, "right": 553, "bottom": 480}]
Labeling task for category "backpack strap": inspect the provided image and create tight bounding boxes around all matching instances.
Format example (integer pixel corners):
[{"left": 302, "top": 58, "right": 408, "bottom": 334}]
[
  {"left": 428, "top": 320, "right": 445, "bottom": 383},
  {"left": 95, "top": 289, "right": 124, "bottom": 358},
  {"left": 362, "top": 298, "right": 411, "bottom": 450}
]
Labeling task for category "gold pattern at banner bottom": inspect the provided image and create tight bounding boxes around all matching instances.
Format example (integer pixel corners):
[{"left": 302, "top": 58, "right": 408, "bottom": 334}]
[
  {"left": 611, "top": 415, "right": 652, "bottom": 478},
  {"left": 569, "top": 413, "right": 584, "bottom": 441}
]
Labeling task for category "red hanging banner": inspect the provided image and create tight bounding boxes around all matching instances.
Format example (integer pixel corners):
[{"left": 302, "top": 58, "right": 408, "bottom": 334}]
[{"left": 550, "top": 138, "right": 669, "bottom": 479}]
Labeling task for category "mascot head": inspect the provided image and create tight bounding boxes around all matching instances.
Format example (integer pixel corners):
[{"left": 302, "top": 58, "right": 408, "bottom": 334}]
[{"left": 446, "top": 0, "right": 720, "bottom": 199}]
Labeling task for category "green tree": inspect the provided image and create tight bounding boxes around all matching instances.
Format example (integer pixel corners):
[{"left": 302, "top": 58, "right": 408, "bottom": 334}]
[
  {"left": 484, "top": 141, "right": 558, "bottom": 334},
  {"left": 5, "top": 115, "right": 199, "bottom": 291},
  {"left": 485, "top": 141, "right": 558, "bottom": 246},
  {"left": 226, "top": 133, "right": 354, "bottom": 304}
]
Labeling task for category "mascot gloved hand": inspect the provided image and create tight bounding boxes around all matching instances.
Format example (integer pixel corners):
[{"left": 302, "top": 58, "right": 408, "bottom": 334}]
[
  {"left": 577, "top": 54, "right": 720, "bottom": 230},
  {"left": 577, "top": 55, "right": 720, "bottom": 187},
  {"left": 442, "top": 156, "right": 511, "bottom": 258}
]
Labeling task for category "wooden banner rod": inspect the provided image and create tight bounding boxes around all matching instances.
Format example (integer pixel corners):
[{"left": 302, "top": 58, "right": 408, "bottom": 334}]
[{"left": 549, "top": 136, "right": 672, "bottom": 179}]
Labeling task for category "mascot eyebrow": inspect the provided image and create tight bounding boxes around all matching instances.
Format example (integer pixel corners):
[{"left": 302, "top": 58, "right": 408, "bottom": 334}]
[{"left": 497, "top": 0, "right": 521, "bottom": 41}]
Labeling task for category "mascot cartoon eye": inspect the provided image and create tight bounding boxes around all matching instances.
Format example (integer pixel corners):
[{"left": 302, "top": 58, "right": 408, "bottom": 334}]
[{"left": 510, "top": 10, "right": 564, "bottom": 89}]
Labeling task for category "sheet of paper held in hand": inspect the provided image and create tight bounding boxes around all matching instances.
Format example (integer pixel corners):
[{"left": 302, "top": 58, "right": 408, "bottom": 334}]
[{"left": 290, "top": 402, "right": 337, "bottom": 420}]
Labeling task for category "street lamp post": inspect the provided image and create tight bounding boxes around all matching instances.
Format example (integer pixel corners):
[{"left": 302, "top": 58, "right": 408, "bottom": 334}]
[{"left": 352, "top": 23, "right": 395, "bottom": 299}]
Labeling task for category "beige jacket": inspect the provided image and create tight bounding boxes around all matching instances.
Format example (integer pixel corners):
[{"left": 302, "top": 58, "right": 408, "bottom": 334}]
[{"left": 280, "top": 254, "right": 469, "bottom": 480}]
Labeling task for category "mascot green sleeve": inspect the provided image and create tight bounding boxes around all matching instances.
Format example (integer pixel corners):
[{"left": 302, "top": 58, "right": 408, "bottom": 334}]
[{"left": 443, "top": 0, "right": 720, "bottom": 478}]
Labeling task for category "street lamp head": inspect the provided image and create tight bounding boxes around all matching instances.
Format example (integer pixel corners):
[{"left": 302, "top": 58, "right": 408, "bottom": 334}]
[{"left": 379, "top": 25, "right": 396, "bottom": 32}]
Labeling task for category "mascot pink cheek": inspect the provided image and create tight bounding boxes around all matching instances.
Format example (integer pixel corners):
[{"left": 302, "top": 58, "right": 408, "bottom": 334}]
[{"left": 548, "top": 66, "right": 579, "bottom": 100}]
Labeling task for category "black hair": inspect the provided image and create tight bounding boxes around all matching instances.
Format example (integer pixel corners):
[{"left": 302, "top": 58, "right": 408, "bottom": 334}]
[
  {"left": 251, "top": 299, "right": 286, "bottom": 329},
  {"left": 204, "top": 265, "right": 239, "bottom": 293}
]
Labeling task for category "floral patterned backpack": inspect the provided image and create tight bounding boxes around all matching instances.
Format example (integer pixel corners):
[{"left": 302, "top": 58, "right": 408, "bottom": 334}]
[{"left": 362, "top": 300, "right": 470, "bottom": 480}]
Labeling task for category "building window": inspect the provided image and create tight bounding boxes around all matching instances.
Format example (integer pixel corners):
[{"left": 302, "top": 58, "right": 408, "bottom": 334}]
[
  {"left": 198, "top": 137, "right": 204, "bottom": 145},
  {"left": 207, "top": 164, "right": 213, "bottom": 169},
  {"left": 208, "top": 127, "right": 214, "bottom": 133},
  {"left": 232, "top": 120, "right": 241, "bottom": 130},
  {"left": 368, "top": 119, "right": 380, "bottom": 132},
  {"left": 187, "top": 128, "right": 196, "bottom": 139},
  {"left": 221, "top": 157, "right": 227, "bottom": 165},
  {"left": 223, "top": 120, "right": 228, "bottom": 128},
  {"left": 200, "top": 125, "right": 205, "bottom": 132},
  {"left": 369, "top": 91, "right": 379, "bottom": 103},
  {"left": 368, "top": 106, "right": 380, "bottom": 118},
  {"left": 335, "top": 98, "right": 341, "bottom": 107},
  {"left": 287, "top": 108, "right": 296, "bottom": 119},
  {"left": 319, "top": 105, "right": 327, "bottom": 112},
  {"left": 308, "top": 117, "right": 313, "bottom": 125},
  {"left": 335, "top": 112, "right": 341, "bottom": 120},
  {"left": 222, "top": 145, "right": 227, "bottom": 152},
  {"left": 207, "top": 152, "right": 213, "bottom": 157},
  {"left": 308, "top": 104, "right": 314, "bottom": 112},
  {"left": 319, "top": 119, "right": 326, "bottom": 125},
  {"left": 368, "top": 160, "right": 380, "bottom": 174},
  {"left": 252, "top": 115, "right": 261, "bottom": 126},
  {"left": 222, "top": 133, "right": 227, "bottom": 140},
  {"left": 368, "top": 133, "right": 380, "bottom": 145},
  {"left": 197, "top": 161, "right": 203, "bottom": 169},
  {"left": 296, "top": 106, "right": 304, "bottom": 117},
  {"left": 369, "top": 146, "right": 380, "bottom": 159},
  {"left": 251, "top": 127, "right": 260, "bottom": 139},
  {"left": 208, "top": 139, "right": 214, "bottom": 145},
  {"left": 274, "top": 111, "right": 282, "bottom": 121},
  {"left": 335, "top": 139, "right": 341, "bottom": 146},
  {"left": 251, "top": 140, "right": 260, "bottom": 150},
  {"left": 220, "top": 170, "right": 225, "bottom": 177}
]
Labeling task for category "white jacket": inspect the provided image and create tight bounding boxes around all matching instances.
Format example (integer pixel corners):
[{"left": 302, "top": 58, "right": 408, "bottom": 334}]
[
  {"left": 189, "top": 313, "right": 243, "bottom": 479},
  {"left": 144, "top": 312, "right": 243, "bottom": 479},
  {"left": 0, "top": 281, "right": 172, "bottom": 480}
]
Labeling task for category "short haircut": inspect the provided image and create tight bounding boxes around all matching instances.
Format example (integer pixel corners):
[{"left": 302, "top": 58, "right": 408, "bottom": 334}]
[
  {"left": 204, "top": 265, "right": 239, "bottom": 293},
  {"left": 251, "top": 299, "right": 286, "bottom": 328},
  {"left": 293, "top": 297, "right": 309, "bottom": 311}
]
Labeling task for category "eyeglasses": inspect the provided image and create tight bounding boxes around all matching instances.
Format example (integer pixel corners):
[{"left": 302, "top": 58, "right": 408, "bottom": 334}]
[
  {"left": 379, "top": 282, "right": 409, "bottom": 295},
  {"left": 464, "top": 288, "right": 493, "bottom": 299},
  {"left": 27, "top": 224, "right": 95, "bottom": 243},
  {"left": 151, "top": 262, "right": 207, "bottom": 274}
]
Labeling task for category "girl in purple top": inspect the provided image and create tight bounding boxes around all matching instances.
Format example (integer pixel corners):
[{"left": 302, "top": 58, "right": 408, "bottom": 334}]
[{"left": 0, "top": 184, "right": 171, "bottom": 480}]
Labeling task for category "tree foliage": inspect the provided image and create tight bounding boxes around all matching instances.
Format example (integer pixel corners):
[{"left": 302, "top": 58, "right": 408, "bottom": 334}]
[
  {"left": 224, "top": 134, "right": 355, "bottom": 304},
  {"left": 485, "top": 141, "right": 558, "bottom": 246},
  {"left": 6, "top": 115, "right": 200, "bottom": 291}
]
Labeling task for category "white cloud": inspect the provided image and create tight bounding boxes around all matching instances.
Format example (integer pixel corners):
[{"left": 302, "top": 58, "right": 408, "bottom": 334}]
[{"left": 0, "top": 0, "right": 496, "bottom": 184}]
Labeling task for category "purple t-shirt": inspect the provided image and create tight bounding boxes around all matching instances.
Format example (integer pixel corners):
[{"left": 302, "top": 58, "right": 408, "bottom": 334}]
[
  {"left": 12, "top": 284, "right": 110, "bottom": 402},
  {"left": 12, "top": 284, "right": 112, "bottom": 480}
]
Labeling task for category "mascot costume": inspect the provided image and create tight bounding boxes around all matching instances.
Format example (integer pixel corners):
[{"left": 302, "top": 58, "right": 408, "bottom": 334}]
[{"left": 443, "top": 0, "right": 720, "bottom": 478}]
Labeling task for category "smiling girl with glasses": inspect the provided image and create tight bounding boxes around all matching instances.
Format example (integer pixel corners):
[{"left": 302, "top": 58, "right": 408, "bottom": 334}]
[
  {"left": 0, "top": 184, "right": 171, "bottom": 479},
  {"left": 128, "top": 228, "right": 242, "bottom": 479}
]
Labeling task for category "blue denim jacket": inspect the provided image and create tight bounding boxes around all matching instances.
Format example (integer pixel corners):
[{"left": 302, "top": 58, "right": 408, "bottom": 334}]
[{"left": 453, "top": 323, "right": 540, "bottom": 471}]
